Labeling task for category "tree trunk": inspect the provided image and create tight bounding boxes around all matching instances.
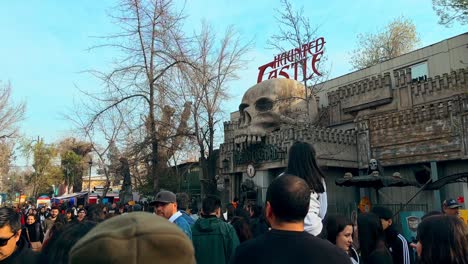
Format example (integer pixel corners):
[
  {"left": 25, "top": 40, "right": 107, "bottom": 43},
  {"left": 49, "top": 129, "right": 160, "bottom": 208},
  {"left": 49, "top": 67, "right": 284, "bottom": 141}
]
[
  {"left": 149, "top": 81, "right": 159, "bottom": 196},
  {"left": 199, "top": 156, "right": 209, "bottom": 198},
  {"left": 73, "top": 170, "right": 83, "bottom": 192},
  {"left": 200, "top": 154, "right": 217, "bottom": 197}
]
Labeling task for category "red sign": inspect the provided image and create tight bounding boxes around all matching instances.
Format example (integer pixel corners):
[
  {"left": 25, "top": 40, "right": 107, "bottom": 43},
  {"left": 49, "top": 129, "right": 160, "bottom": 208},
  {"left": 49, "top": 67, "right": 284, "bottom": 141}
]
[{"left": 257, "top": 37, "right": 325, "bottom": 83}]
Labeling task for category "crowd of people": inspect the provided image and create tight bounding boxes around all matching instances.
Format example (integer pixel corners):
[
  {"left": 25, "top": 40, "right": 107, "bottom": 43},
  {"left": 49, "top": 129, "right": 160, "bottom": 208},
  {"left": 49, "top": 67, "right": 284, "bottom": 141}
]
[{"left": 0, "top": 141, "right": 466, "bottom": 264}]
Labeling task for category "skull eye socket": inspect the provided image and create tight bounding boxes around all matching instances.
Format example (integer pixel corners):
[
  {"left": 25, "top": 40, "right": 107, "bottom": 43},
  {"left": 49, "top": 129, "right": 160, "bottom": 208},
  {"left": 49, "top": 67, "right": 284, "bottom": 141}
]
[
  {"left": 255, "top": 98, "right": 273, "bottom": 112},
  {"left": 239, "top": 103, "right": 248, "bottom": 112}
]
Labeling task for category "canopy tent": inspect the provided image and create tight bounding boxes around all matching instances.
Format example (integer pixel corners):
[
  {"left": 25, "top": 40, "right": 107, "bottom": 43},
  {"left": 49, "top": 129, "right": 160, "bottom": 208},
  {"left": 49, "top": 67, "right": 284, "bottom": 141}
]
[
  {"left": 53, "top": 191, "right": 89, "bottom": 200},
  {"left": 36, "top": 195, "right": 51, "bottom": 208},
  {"left": 51, "top": 191, "right": 89, "bottom": 206},
  {"left": 88, "top": 192, "right": 120, "bottom": 205}
]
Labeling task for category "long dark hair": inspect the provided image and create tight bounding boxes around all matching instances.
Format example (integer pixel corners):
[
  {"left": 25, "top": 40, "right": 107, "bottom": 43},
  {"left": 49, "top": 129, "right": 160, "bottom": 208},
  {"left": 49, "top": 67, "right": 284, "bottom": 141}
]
[
  {"left": 324, "top": 214, "right": 353, "bottom": 245},
  {"left": 231, "top": 216, "right": 253, "bottom": 243},
  {"left": 417, "top": 215, "right": 468, "bottom": 264},
  {"left": 40, "top": 221, "right": 96, "bottom": 264},
  {"left": 358, "top": 213, "right": 388, "bottom": 263},
  {"left": 285, "top": 141, "right": 325, "bottom": 193}
]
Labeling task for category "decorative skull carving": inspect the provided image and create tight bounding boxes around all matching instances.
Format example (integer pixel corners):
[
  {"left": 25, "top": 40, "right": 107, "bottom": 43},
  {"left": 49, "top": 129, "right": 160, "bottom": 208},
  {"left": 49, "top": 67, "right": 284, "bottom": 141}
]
[
  {"left": 369, "top": 159, "right": 378, "bottom": 171},
  {"left": 367, "top": 158, "right": 383, "bottom": 177},
  {"left": 235, "top": 78, "right": 318, "bottom": 145}
]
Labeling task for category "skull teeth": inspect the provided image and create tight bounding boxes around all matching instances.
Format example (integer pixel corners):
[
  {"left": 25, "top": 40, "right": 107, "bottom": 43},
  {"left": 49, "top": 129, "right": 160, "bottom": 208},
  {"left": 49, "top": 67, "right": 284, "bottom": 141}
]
[{"left": 234, "top": 135, "right": 264, "bottom": 146}]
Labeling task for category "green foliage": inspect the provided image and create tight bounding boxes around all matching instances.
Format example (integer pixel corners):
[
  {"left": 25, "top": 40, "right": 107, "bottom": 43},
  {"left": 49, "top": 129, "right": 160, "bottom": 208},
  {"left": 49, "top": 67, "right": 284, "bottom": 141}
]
[
  {"left": 107, "top": 140, "right": 121, "bottom": 185},
  {"left": 0, "top": 140, "right": 13, "bottom": 181},
  {"left": 433, "top": 0, "right": 467, "bottom": 26},
  {"left": 32, "top": 140, "right": 56, "bottom": 175},
  {"left": 159, "top": 169, "right": 180, "bottom": 193},
  {"left": 23, "top": 139, "right": 63, "bottom": 198},
  {"left": 61, "top": 150, "right": 83, "bottom": 191},
  {"left": 349, "top": 16, "right": 420, "bottom": 70},
  {"left": 34, "top": 165, "right": 63, "bottom": 197},
  {"left": 58, "top": 138, "right": 92, "bottom": 192},
  {"left": 135, "top": 167, "right": 181, "bottom": 196},
  {"left": 4, "top": 171, "right": 28, "bottom": 201}
]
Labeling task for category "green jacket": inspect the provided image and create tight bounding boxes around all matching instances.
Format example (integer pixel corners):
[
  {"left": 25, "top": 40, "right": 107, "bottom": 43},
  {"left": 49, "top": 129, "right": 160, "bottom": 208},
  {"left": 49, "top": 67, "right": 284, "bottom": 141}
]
[{"left": 191, "top": 216, "right": 240, "bottom": 264}]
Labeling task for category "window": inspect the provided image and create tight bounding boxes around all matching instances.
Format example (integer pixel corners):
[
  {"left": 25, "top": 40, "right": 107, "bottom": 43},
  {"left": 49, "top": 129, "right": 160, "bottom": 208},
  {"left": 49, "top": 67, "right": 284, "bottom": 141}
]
[{"left": 411, "top": 62, "right": 428, "bottom": 82}]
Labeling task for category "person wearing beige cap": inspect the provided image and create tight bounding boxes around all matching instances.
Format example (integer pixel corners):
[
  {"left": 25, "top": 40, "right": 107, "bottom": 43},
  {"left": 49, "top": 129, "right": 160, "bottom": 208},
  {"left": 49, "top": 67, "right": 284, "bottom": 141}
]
[{"left": 68, "top": 212, "right": 195, "bottom": 264}]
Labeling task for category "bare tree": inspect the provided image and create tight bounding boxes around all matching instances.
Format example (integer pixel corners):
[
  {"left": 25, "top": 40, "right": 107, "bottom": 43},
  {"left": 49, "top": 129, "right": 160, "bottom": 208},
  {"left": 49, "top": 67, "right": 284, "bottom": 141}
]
[
  {"left": 68, "top": 104, "right": 125, "bottom": 198},
  {"left": 81, "top": 0, "right": 194, "bottom": 195},
  {"left": 267, "top": 0, "right": 329, "bottom": 119},
  {"left": 4, "top": 168, "right": 29, "bottom": 201},
  {"left": 0, "top": 140, "right": 14, "bottom": 192},
  {"left": 0, "top": 81, "right": 25, "bottom": 139},
  {"left": 349, "top": 16, "right": 420, "bottom": 70},
  {"left": 0, "top": 80, "right": 27, "bottom": 192},
  {"left": 433, "top": 0, "right": 467, "bottom": 26},
  {"left": 177, "top": 22, "right": 251, "bottom": 196}
]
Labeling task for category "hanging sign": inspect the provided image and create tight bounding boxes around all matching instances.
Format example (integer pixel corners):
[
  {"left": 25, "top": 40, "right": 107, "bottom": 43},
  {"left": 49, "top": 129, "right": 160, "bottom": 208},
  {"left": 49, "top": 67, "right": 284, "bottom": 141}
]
[{"left": 257, "top": 37, "right": 326, "bottom": 83}]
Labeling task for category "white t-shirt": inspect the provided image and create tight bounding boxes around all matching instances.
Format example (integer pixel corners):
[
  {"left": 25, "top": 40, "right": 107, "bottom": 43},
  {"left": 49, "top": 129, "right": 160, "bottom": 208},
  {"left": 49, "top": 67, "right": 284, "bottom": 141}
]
[{"left": 304, "top": 179, "right": 327, "bottom": 236}]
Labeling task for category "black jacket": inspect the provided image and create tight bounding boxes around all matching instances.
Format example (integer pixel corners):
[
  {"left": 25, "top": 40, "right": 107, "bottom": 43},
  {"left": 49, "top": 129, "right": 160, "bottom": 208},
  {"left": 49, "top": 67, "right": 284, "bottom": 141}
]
[
  {"left": 21, "top": 223, "right": 44, "bottom": 243},
  {"left": 231, "top": 229, "right": 352, "bottom": 264},
  {"left": 249, "top": 216, "right": 269, "bottom": 238},
  {"left": 385, "top": 227, "right": 412, "bottom": 264},
  {"left": 0, "top": 236, "right": 37, "bottom": 264}
]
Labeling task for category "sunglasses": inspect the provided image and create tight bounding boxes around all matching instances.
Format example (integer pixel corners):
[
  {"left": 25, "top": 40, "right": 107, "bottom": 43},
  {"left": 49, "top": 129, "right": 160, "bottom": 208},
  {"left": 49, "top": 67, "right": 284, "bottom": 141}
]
[{"left": 0, "top": 232, "right": 17, "bottom": 247}]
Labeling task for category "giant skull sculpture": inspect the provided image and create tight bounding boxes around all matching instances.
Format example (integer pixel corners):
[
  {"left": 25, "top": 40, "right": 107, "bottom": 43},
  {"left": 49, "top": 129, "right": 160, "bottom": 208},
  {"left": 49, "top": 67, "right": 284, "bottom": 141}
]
[{"left": 235, "top": 78, "right": 318, "bottom": 145}]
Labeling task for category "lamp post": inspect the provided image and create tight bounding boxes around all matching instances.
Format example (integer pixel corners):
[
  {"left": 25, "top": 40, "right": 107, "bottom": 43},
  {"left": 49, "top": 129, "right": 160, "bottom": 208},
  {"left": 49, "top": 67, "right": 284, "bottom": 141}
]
[{"left": 88, "top": 158, "right": 93, "bottom": 193}]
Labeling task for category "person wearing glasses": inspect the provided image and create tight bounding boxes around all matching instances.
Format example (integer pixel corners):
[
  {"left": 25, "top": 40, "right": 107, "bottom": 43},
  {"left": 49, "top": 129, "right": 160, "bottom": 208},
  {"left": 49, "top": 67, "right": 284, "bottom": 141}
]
[{"left": 0, "top": 207, "right": 37, "bottom": 263}]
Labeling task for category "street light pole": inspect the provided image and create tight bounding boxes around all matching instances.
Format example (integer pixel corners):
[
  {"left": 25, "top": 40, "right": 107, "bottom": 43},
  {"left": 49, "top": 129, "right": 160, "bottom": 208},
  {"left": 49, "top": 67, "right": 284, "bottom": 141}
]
[{"left": 88, "top": 158, "right": 93, "bottom": 193}]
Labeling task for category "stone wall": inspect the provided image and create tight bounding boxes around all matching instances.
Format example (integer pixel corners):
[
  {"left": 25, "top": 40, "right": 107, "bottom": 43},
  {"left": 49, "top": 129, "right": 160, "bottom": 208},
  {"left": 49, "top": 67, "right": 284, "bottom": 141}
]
[
  {"left": 220, "top": 123, "right": 358, "bottom": 174},
  {"left": 316, "top": 33, "right": 468, "bottom": 108},
  {"left": 357, "top": 94, "right": 468, "bottom": 167},
  {"left": 328, "top": 73, "right": 392, "bottom": 125},
  {"left": 396, "top": 68, "right": 467, "bottom": 109}
]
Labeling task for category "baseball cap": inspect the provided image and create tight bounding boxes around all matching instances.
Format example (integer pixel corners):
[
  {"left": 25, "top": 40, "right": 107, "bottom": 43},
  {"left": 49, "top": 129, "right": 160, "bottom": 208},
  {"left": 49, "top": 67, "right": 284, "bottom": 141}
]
[
  {"left": 371, "top": 206, "right": 393, "bottom": 220},
  {"left": 150, "top": 191, "right": 177, "bottom": 205},
  {"left": 443, "top": 198, "right": 462, "bottom": 209}
]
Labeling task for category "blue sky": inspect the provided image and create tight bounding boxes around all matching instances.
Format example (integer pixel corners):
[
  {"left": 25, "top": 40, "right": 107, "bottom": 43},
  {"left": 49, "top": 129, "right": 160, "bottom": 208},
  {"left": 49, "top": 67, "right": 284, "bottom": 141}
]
[{"left": 0, "top": 0, "right": 466, "bottom": 151}]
